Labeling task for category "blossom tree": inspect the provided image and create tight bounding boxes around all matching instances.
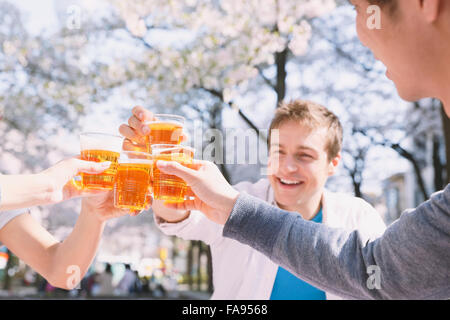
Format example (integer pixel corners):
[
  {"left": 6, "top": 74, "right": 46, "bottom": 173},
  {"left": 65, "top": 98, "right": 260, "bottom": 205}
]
[{"left": 106, "top": 0, "right": 336, "bottom": 128}]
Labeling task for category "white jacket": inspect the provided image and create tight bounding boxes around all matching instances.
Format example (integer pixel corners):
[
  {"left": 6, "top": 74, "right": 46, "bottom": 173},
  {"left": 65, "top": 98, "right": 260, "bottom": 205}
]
[{"left": 155, "top": 178, "right": 386, "bottom": 300}]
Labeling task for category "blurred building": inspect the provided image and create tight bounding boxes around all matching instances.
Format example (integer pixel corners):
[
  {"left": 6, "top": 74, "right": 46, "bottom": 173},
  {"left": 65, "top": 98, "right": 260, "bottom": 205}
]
[{"left": 383, "top": 133, "right": 446, "bottom": 225}]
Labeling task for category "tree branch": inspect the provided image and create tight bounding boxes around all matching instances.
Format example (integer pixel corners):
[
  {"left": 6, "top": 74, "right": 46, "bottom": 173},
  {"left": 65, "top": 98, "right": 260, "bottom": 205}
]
[
  {"left": 198, "top": 86, "right": 267, "bottom": 142},
  {"left": 255, "top": 65, "right": 276, "bottom": 90},
  {"left": 354, "top": 127, "right": 429, "bottom": 200}
]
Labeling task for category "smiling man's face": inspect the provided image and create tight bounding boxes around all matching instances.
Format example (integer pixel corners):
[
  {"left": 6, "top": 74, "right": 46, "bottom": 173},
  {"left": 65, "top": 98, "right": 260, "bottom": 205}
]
[{"left": 268, "top": 120, "right": 340, "bottom": 212}]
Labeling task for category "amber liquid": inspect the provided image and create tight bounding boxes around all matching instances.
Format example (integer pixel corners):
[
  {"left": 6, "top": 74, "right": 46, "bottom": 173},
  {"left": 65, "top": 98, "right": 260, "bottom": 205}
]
[
  {"left": 146, "top": 122, "right": 183, "bottom": 152},
  {"left": 80, "top": 149, "right": 120, "bottom": 190},
  {"left": 114, "top": 163, "right": 152, "bottom": 210},
  {"left": 152, "top": 152, "right": 193, "bottom": 203}
]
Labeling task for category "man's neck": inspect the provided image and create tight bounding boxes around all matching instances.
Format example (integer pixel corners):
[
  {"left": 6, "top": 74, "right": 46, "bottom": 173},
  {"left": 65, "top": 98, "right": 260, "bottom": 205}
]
[
  {"left": 442, "top": 70, "right": 450, "bottom": 112},
  {"left": 276, "top": 191, "right": 324, "bottom": 221},
  {"left": 438, "top": 43, "right": 450, "bottom": 112},
  {"left": 437, "top": 78, "right": 450, "bottom": 117}
]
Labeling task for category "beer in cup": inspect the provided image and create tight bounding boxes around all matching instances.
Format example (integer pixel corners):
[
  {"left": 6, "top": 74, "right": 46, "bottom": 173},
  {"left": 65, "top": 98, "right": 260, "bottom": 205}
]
[
  {"left": 79, "top": 132, "right": 123, "bottom": 190},
  {"left": 151, "top": 144, "right": 194, "bottom": 203},
  {"left": 114, "top": 151, "right": 152, "bottom": 211},
  {"left": 144, "top": 114, "right": 185, "bottom": 152}
]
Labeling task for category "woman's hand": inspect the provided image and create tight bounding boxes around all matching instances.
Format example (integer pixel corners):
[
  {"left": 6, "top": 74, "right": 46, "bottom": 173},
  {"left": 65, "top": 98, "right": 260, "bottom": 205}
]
[
  {"left": 39, "top": 157, "right": 113, "bottom": 204},
  {"left": 80, "top": 191, "right": 142, "bottom": 223},
  {"left": 0, "top": 156, "right": 117, "bottom": 211}
]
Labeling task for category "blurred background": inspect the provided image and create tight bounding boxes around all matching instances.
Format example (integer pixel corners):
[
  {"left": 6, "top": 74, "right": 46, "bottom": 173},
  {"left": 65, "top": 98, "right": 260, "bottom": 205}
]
[{"left": 0, "top": 0, "right": 449, "bottom": 299}]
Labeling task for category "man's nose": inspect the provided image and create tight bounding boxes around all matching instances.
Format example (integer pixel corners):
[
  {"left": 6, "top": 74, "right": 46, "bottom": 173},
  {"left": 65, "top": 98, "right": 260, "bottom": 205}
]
[{"left": 282, "top": 157, "right": 298, "bottom": 173}]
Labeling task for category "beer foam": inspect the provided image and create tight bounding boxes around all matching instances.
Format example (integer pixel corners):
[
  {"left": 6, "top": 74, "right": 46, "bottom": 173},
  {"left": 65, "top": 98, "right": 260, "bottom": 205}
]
[
  {"left": 146, "top": 120, "right": 184, "bottom": 127},
  {"left": 152, "top": 146, "right": 194, "bottom": 155},
  {"left": 118, "top": 159, "right": 153, "bottom": 165},
  {"left": 80, "top": 133, "right": 123, "bottom": 152}
]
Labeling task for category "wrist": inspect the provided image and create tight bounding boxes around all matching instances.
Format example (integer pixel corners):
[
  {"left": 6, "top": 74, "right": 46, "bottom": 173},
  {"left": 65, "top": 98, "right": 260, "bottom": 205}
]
[
  {"left": 152, "top": 199, "right": 191, "bottom": 223},
  {"left": 80, "top": 201, "right": 107, "bottom": 225},
  {"left": 23, "top": 173, "right": 57, "bottom": 206},
  {"left": 159, "top": 210, "right": 191, "bottom": 223},
  {"left": 36, "top": 171, "right": 56, "bottom": 194},
  {"left": 0, "top": 173, "right": 58, "bottom": 210},
  {"left": 221, "top": 189, "right": 240, "bottom": 223}
]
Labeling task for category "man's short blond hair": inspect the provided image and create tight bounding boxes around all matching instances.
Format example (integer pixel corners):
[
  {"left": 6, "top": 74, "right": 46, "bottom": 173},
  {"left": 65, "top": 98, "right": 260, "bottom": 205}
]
[{"left": 268, "top": 100, "right": 343, "bottom": 160}]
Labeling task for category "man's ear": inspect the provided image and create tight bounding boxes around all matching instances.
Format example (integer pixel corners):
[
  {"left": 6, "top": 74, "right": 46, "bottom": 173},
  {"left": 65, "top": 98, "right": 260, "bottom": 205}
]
[
  {"left": 420, "top": 0, "right": 441, "bottom": 23},
  {"left": 328, "top": 152, "right": 341, "bottom": 176}
]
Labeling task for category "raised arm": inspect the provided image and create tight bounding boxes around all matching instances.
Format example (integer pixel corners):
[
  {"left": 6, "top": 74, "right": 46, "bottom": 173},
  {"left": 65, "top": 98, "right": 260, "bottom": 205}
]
[
  {"left": 0, "top": 191, "right": 134, "bottom": 290},
  {"left": 0, "top": 157, "right": 111, "bottom": 212},
  {"left": 157, "top": 159, "right": 450, "bottom": 300},
  {"left": 224, "top": 191, "right": 450, "bottom": 299}
]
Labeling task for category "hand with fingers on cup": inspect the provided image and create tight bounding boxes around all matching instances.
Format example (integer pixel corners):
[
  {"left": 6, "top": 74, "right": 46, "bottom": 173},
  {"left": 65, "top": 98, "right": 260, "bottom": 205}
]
[
  {"left": 119, "top": 106, "right": 188, "bottom": 153},
  {"left": 156, "top": 159, "right": 240, "bottom": 225},
  {"left": 119, "top": 106, "right": 191, "bottom": 221}
]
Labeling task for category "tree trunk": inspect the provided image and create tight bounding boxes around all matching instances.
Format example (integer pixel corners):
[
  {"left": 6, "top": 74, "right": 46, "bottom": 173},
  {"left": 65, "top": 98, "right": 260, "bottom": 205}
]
[
  {"left": 208, "top": 104, "right": 231, "bottom": 182},
  {"left": 187, "top": 242, "right": 193, "bottom": 290},
  {"left": 275, "top": 48, "right": 288, "bottom": 106},
  {"left": 344, "top": 161, "right": 364, "bottom": 199},
  {"left": 440, "top": 103, "right": 450, "bottom": 184},
  {"left": 391, "top": 143, "right": 429, "bottom": 200},
  {"left": 196, "top": 241, "right": 202, "bottom": 291},
  {"left": 206, "top": 245, "right": 213, "bottom": 293},
  {"left": 432, "top": 133, "right": 444, "bottom": 191},
  {"left": 352, "top": 175, "right": 363, "bottom": 198}
]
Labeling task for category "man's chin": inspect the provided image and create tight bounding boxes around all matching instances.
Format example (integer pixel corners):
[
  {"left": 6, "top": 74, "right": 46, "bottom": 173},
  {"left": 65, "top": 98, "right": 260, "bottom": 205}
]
[
  {"left": 275, "top": 198, "right": 304, "bottom": 210},
  {"left": 394, "top": 83, "right": 427, "bottom": 102},
  {"left": 399, "top": 92, "right": 424, "bottom": 102}
]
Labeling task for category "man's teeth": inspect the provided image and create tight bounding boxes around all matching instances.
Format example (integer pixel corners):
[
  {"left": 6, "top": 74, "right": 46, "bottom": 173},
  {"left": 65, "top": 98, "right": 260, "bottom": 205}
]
[{"left": 280, "top": 178, "right": 301, "bottom": 185}]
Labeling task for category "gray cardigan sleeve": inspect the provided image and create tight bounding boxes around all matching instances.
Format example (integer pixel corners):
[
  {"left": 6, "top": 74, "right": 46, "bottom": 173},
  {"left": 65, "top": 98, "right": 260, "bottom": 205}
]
[{"left": 222, "top": 186, "right": 450, "bottom": 300}]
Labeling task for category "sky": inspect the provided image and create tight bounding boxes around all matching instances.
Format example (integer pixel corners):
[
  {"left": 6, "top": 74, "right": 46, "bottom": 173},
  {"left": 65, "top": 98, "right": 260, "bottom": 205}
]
[
  {"left": 6, "top": 0, "right": 130, "bottom": 152},
  {"left": 8, "top": 0, "right": 112, "bottom": 34},
  {"left": 7, "top": 0, "right": 58, "bottom": 34}
]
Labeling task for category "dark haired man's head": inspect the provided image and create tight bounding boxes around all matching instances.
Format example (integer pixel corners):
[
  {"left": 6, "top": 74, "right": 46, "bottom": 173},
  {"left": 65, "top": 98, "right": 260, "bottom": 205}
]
[{"left": 350, "top": 0, "right": 450, "bottom": 114}]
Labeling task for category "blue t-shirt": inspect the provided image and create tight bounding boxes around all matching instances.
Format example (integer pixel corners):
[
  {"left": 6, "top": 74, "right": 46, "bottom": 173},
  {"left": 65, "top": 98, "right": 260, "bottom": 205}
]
[{"left": 270, "top": 208, "right": 326, "bottom": 300}]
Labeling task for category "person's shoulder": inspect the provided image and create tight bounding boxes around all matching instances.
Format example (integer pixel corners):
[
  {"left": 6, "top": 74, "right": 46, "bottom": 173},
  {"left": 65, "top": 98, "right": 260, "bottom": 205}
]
[
  {"left": 435, "top": 184, "right": 450, "bottom": 201},
  {"left": 324, "top": 190, "right": 373, "bottom": 209},
  {"left": 417, "top": 184, "right": 450, "bottom": 219},
  {"left": 324, "top": 190, "right": 386, "bottom": 235},
  {"left": 324, "top": 190, "right": 381, "bottom": 220}
]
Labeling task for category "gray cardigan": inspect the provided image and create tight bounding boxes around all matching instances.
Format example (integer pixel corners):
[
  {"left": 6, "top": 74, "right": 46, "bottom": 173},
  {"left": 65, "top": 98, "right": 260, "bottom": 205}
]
[{"left": 223, "top": 185, "right": 450, "bottom": 299}]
